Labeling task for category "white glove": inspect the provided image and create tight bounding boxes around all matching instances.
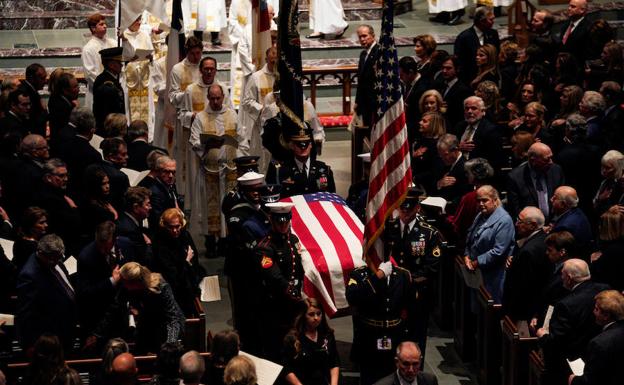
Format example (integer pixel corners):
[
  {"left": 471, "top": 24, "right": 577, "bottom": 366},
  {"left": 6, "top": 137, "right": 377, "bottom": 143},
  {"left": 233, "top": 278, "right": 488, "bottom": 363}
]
[{"left": 378, "top": 261, "right": 393, "bottom": 277}]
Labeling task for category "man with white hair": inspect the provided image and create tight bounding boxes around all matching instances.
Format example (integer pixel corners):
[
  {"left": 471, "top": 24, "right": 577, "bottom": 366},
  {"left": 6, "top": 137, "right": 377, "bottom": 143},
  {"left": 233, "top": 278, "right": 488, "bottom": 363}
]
[
  {"left": 536, "top": 258, "right": 609, "bottom": 385},
  {"left": 454, "top": 96, "right": 502, "bottom": 169},
  {"left": 180, "top": 350, "right": 206, "bottom": 385},
  {"left": 550, "top": 186, "right": 593, "bottom": 255},
  {"left": 579, "top": 91, "right": 606, "bottom": 142},
  {"left": 503, "top": 206, "right": 551, "bottom": 321}
]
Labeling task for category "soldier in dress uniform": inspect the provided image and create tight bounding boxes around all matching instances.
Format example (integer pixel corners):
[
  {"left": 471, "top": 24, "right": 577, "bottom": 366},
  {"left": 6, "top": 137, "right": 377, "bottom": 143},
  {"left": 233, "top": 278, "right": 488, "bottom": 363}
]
[
  {"left": 265, "top": 128, "right": 335, "bottom": 197},
  {"left": 225, "top": 171, "right": 270, "bottom": 355},
  {"left": 383, "top": 187, "right": 444, "bottom": 365},
  {"left": 221, "top": 156, "right": 260, "bottom": 217},
  {"left": 346, "top": 258, "right": 414, "bottom": 385},
  {"left": 255, "top": 202, "right": 305, "bottom": 361},
  {"left": 93, "top": 47, "right": 126, "bottom": 132}
]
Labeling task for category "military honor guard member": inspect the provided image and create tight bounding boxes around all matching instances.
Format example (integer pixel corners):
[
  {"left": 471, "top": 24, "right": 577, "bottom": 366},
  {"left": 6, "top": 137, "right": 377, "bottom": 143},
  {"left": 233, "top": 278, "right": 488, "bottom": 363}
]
[{"left": 93, "top": 47, "right": 126, "bottom": 132}]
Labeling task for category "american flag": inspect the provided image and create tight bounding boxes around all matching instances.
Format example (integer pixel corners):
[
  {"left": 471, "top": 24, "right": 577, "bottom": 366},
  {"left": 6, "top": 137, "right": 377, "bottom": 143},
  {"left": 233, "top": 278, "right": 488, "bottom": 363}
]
[
  {"left": 251, "top": 0, "right": 273, "bottom": 71},
  {"left": 282, "top": 193, "right": 366, "bottom": 316},
  {"left": 363, "top": 0, "right": 412, "bottom": 266}
]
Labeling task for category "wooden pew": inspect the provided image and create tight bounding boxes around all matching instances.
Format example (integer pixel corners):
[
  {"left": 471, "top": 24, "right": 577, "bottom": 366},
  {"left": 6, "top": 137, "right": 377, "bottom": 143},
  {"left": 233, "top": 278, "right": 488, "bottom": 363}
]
[
  {"left": 475, "top": 286, "right": 503, "bottom": 385},
  {"left": 433, "top": 244, "right": 455, "bottom": 331},
  {"left": 183, "top": 297, "right": 207, "bottom": 353},
  {"left": 528, "top": 350, "right": 546, "bottom": 385},
  {"left": 452, "top": 255, "right": 476, "bottom": 361},
  {"left": 501, "top": 315, "right": 538, "bottom": 385}
]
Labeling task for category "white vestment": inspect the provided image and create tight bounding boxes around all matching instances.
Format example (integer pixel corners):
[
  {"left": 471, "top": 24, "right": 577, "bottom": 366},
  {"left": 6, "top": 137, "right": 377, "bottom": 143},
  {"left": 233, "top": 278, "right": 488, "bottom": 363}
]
[
  {"left": 151, "top": 56, "right": 167, "bottom": 145},
  {"left": 309, "top": 0, "right": 348, "bottom": 35},
  {"left": 428, "top": 0, "right": 468, "bottom": 13},
  {"left": 123, "top": 29, "right": 156, "bottom": 132},
  {"left": 238, "top": 64, "right": 275, "bottom": 172},
  {"left": 168, "top": 58, "right": 201, "bottom": 197},
  {"left": 228, "top": 0, "right": 256, "bottom": 109},
  {"left": 197, "top": 0, "right": 228, "bottom": 31},
  {"left": 81, "top": 35, "right": 116, "bottom": 110},
  {"left": 189, "top": 106, "right": 239, "bottom": 236}
]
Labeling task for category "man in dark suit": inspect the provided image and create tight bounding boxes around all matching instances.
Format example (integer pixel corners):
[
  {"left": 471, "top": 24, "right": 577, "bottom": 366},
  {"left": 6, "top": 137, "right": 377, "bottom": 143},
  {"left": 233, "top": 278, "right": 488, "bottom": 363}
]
[
  {"left": 453, "top": 6, "right": 500, "bottom": 83},
  {"left": 399, "top": 56, "right": 431, "bottom": 145},
  {"left": 551, "top": 186, "right": 593, "bottom": 257},
  {"left": 453, "top": 96, "right": 502, "bottom": 169},
  {"left": 48, "top": 72, "right": 79, "bottom": 138},
  {"left": 503, "top": 206, "right": 551, "bottom": 321},
  {"left": 506, "top": 142, "right": 565, "bottom": 220},
  {"left": 600, "top": 81, "right": 624, "bottom": 152},
  {"left": 536, "top": 259, "right": 610, "bottom": 385},
  {"left": 55, "top": 107, "right": 103, "bottom": 191},
  {"left": 138, "top": 155, "right": 183, "bottom": 233},
  {"left": 435, "top": 56, "right": 473, "bottom": 129},
  {"left": 93, "top": 47, "right": 125, "bottom": 132},
  {"left": 372, "top": 341, "right": 438, "bottom": 385},
  {"left": 569, "top": 290, "right": 624, "bottom": 385},
  {"left": 17, "top": 63, "right": 48, "bottom": 136},
  {"left": 77, "top": 221, "right": 133, "bottom": 342},
  {"left": 529, "top": 9, "right": 557, "bottom": 65},
  {"left": 355, "top": 24, "right": 380, "bottom": 129},
  {"left": 16, "top": 234, "right": 78, "bottom": 352},
  {"left": 95, "top": 137, "right": 130, "bottom": 211},
  {"left": 265, "top": 128, "right": 335, "bottom": 198},
  {"left": 558, "top": 0, "right": 592, "bottom": 66},
  {"left": 9, "top": 134, "right": 49, "bottom": 218},
  {"left": 126, "top": 120, "right": 166, "bottom": 171},
  {"left": 117, "top": 186, "right": 152, "bottom": 265},
  {"left": 432, "top": 134, "right": 470, "bottom": 207},
  {"left": 0, "top": 89, "right": 33, "bottom": 138}
]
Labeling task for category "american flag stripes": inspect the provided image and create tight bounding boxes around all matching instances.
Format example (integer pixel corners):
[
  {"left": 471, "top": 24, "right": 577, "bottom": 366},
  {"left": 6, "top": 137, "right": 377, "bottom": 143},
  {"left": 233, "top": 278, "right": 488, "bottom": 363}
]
[
  {"left": 282, "top": 193, "right": 366, "bottom": 316},
  {"left": 363, "top": 0, "right": 412, "bottom": 266}
]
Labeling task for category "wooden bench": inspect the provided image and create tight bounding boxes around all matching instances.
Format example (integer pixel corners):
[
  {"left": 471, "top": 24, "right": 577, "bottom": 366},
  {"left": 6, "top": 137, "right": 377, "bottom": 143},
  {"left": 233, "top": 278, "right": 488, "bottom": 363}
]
[
  {"left": 501, "top": 315, "right": 538, "bottom": 385},
  {"left": 475, "top": 286, "right": 503, "bottom": 385},
  {"left": 433, "top": 244, "right": 455, "bottom": 331},
  {"left": 183, "top": 297, "right": 207, "bottom": 353},
  {"left": 453, "top": 255, "right": 476, "bottom": 361},
  {"left": 528, "top": 349, "right": 546, "bottom": 385}
]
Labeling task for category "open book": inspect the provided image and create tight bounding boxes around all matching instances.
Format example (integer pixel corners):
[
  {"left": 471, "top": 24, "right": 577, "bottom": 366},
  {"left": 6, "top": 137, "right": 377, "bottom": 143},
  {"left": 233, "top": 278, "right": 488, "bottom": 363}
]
[
  {"left": 200, "top": 133, "right": 238, "bottom": 148},
  {"left": 0, "top": 238, "right": 14, "bottom": 261},
  {"left": 121, "top": 168, "right": 150, "bottom": 187}
]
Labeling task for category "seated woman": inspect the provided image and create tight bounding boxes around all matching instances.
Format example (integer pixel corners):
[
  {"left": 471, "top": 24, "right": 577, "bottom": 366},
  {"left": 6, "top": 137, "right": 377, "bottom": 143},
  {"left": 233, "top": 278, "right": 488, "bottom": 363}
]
[
  {"left": 12, "top": 206, "right": 48, "bottom": 273},
  {"left": 464, "top": 185, "right": 515, "bottom": 304},
  {"left": 207, "top": 330, "right": 240, "bottom": 385},
  {"left": 283, "top": 298, "right": 340, "bottom": 385},
  {"left": 22, "top": 334, "right": 82, "bottom": 385},
  {"left": 88, "top": 261, "right": 185, "bottom": 354},
  {"left": 151, "top": 208, "right": 205, "bottom": 317},
  {"left": 81, "top": 166, "right": 118, "bottom": 238},
  {"left": 590, "top": 206, "right": 624, "bottom": 291}
]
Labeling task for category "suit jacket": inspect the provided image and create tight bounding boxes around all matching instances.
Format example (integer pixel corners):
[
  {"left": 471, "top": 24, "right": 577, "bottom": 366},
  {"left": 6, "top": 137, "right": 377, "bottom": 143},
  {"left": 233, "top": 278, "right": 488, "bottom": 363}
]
[
  {"left": 506, "top": 161, "right": 565, "bottom": 219},
  {"left": 453, "top": 118, "right": 503, "bottom": 169},
  {"left": 570, "top": 320, "right": 624, "bottom": 385},
  {"left": 34, "top": 183, "right": 83, "bottom": 256},
  {"left": 139, "top": 176, "right": 183, "bottom": 233},
  {"left": 127, "top": 139, "right": 167, "bottom": 171},
  {"left": 56, "top": 135, "right": 103, "bottom": 187},
  {"left": 17, "top": 80, "right": 47, "bottom": 136},
  {"left": 558, "top": 16, "right": 592, "bottom": 65},
  {"left": 435, "top": 76, "right": 473, "bottom": 129},
  {"left": 93, "top": 70, "right": 125, "bottom": 131},
  {"left": 11, "top": 156, "right": 45, "bottom": 215},
  {"left": 0, "top": 111, "right": 32, "bottom": 138},
  {"left": 116, "top": 211, "right": 151, "bottom": 265},
  {"left": 266, "top": 157, "right": 335, "bottom": 198},
  {"left": 431, "top": 155, "right": 470, "bottom": 206},
  {"left": 602, "top": 104, "right": 624, "bottom": 152},
  {"left": 403, "top": 76, "right": 432, "bottom": 141},
  {"left": 373, "top": 371, "right": 438, "bottom": 385},
  {"left": 16, "top": 254, "right": 78, "bottom": 351},
  {"left": 47, "top": 93, "right": 75, "bottom": 137},
  {"left": 76, "top": 237, "right": 133, "bottom": 335},
  {"left": 356, "top": 43, "right": 381, "bottom": 127},
  {"left": 590, "top": 239, "right": 624, "bottom": 291},
  {"left": 453, "top": 26, "right": 500, "bottom": 82},
  {"left": 503, "top": 230, "right": 551, "bottom": 321},
  {"left": 552, "top": 208, "right": 593, "bottom": 255},
  {"left": 539, "top": 280, "right": 610, "bottom": 379}
]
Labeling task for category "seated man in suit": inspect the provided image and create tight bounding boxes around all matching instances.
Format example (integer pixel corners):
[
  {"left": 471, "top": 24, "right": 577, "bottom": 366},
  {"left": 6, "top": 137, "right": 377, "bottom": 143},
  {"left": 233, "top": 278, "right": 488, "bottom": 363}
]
[
  {"left": 569, "top": 290, "right": 624, "bottom": 385},
  {"left": 138, "top": 155, "right": 183, "bottom": 234},
  {"left": 454, "top": 96, "right": 502, "bottom": 170},
  {"left": 373, "top": 341, "right": 438, "bottom": 385},
  {"left": 550, "top": 186, "right": 593, "bottom": 257},
  {"left": 506, "top": 142, "right": 565, "bottom": 220},
  {"left": 16, "top": 234, "right": 78, "bottom": 353},
  {"left": 536, "top": 259, "right": 609, "bottom": 385},
  {"left": 126, "top": 120, "right": 166, "bottom": 171}
]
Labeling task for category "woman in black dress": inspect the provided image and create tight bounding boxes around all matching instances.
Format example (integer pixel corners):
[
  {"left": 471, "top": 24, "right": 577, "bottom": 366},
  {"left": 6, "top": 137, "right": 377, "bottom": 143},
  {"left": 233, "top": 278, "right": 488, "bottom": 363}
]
[
  {"left": 12, "top": 206, "right": 48, "bottom": 273},
  {"left": 283, "top": 298, "right": 339, "bottom": 385},
  {"left": 82, "top": 166, "right": 118, "bottom": 237}
]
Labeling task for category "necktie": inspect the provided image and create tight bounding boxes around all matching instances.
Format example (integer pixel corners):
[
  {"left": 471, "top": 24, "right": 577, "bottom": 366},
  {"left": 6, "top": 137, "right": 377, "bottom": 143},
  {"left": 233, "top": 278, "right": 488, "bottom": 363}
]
[
  {"left": 562, "top": 23, "right": 573, "bottom": 45},
  {"left": 403, "top": 224, "right": 410, "bottom": 240},
  {"left": 535, "top": 173, "right": 550, "bottom": 218},
  {"left": 359, "top": 50, "right": 367, "bottom": 73},
  {"left": 302, "top": 163, "right": 307, "bottom": 177},
  {"left": 443, "top": 82, "right": 452, "bottom": 97}
]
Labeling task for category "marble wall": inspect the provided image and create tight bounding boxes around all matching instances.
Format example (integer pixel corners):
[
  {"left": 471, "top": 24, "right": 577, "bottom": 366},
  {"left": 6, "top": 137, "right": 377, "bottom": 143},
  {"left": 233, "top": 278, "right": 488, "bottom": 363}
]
[{"left": 0, "top": 0, "right": 114, "bottom": 30}]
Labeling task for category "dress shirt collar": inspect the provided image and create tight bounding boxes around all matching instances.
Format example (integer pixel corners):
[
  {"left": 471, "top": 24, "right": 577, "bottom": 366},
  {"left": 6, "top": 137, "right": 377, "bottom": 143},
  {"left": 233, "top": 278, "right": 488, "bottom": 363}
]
[
  {"left": 400, "top": 217, "right": 418, "bottom": 235},
  {"left": 397, "top": 371, "right": 418, "bottom": 385},
  {"left": 473, "top": 26, "right": 485, "bottom": 45},
  {"left": 603, "top": 321, "right": 616, "bottom": 331},
  {"left": 295, "top": 157, "right": 311, "bottom": 175},
  {"left": 366, "top": 41, "right": 377, "bottom": 57}
]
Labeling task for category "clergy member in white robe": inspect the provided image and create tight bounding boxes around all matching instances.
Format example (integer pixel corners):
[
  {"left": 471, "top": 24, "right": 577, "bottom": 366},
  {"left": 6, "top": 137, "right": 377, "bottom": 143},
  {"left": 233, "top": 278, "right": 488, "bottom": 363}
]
[
  {"left": 81, "top": 13, "right": 116, "bottom": 110},
  {"left": 238, "top": 47, "right": 277, "bottom": 173},
  {"left": 307, "top": 0, "right": 348, "bottom": 38},
  {"left": 179, "top": 57, "right": 233, "bottom": 212},
  {"left": 150, "top": 55, "right": 167, "bottom": 146},
  {"left": 228, "top": 0, "right": 256, "bottom": 109},
  {"left": 189, "top": 83, "right": 239, "bottom": 238},
  {"left": 168, "top": 36, "right": 203, "bottom": 198},
  {"left": 123, "top": 16, "right": 156, "bottom": 130}
]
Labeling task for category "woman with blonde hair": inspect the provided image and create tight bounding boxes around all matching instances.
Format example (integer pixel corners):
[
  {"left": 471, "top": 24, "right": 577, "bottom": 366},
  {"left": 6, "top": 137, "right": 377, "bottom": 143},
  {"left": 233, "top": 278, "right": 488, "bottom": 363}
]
[
  {"left": 471, "top": 44, "right": 500, "bottom": 90},
  {"left": 224, "top": 355, "right": 257, "bottom": 385},
  {"left": 475, "top": 80, "right": 502, "bottom": 123},
  {"left": 86, "top": 261, "right": 185, "bottom": 354},
  {"left": 515, "top": 102, "right": 546, "bottom": 138},
  {"left": 418, "top": 89, "right": 447, "bottom": 115},
  {"left": 412, "top": 111, "right": 446, "bottom": 191},
  {"left": 590, "top": 206, "right": 624, "bottom": 291}
]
